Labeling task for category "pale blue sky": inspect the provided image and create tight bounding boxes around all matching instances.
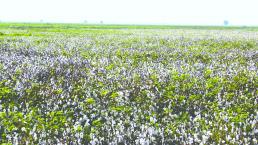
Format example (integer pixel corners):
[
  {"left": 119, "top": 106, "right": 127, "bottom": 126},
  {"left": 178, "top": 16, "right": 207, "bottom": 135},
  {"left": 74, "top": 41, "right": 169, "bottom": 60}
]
[{"left": 0, "top": 0, "right": 257, "bottom": 25}]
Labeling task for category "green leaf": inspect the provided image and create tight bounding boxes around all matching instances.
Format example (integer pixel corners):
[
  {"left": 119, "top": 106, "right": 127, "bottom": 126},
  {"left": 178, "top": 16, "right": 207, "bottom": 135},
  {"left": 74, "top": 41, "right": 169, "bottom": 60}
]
[
  {"left": 111, "top": 92, "right": 119, "bottom": 99},
  {"left": 86, "top": 98, "right": 95, "bottom": 104},
  {"left": 100, "top": 90, "right": 109, "bottom": 96}
]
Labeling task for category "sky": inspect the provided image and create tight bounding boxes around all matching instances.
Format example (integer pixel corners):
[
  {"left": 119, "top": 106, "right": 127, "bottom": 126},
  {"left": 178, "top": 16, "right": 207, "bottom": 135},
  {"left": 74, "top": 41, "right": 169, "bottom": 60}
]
[{"left": 0, "top": 0, "right": 258, "bottom": 26}]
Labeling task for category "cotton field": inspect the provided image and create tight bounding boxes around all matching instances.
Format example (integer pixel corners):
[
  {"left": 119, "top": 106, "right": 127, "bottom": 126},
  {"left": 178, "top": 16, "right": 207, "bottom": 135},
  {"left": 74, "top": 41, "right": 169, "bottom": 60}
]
[{"left": 0, "top": 24, "right": 257, "bottom": 144}]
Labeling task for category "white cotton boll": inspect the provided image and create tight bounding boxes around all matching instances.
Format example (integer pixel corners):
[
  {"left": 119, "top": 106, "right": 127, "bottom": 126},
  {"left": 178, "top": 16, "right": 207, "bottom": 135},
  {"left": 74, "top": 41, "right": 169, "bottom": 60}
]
[
  {"left": 226, "top": 135, "right": 231, "bottom": 141},
  {"left": 72, "top": 101, "right": 77, "bottom": 106},
  {"left": 236, "top": 134, "right": 239, "bottom": 140},
  {"left": 244, "top": 138, "right": 248, "bottom": 143},
  {"left": 41, "top": 132, "right": 46, "bottom": 138},
  {"left": 112, "top": 120, "right": 116, "bottom": 125},
  {"left": 189, "top": 137, "right": 194, "bottom": 144},
  {"left": 83, "top": 115, "right": 87, "bottom": 120},
  {"left": 232, "top": 137, "right": 236, "bottom": 143},
  {"left": 75, "top": 132, "right": 80, "bottom": 138},
  {"left": 224, "top": 116, "right": 229, "bottom": 123},
  {"left": 13, "top": 106, "right": 18, "bottom": 111},
  {"left": 34, "top": 133, "right": 39, "bottom": 140},
  {"left": 80, "top": 132, "right": 83, "bottom": 138},
  {"left": 21, "top": 127, "right": 26, "bottom": 132},
  {"left": 117, "top": 91, "right": 123, "bottom": 96},
  {"left": 150, "top": 116, "right": 156, "bottom": 123},
  {"left": 90, "top": 139, "right": 96, "bottom": 145},
  {"left": 193, "top": 133, "right": 198, "bottom": 140},
  {"left": 222, "top": 140, "right": 225, "bottom": 144},
  {"left": 207, "top": 131, "right": 212, "bottom": 136},
  {"left": 224, "top": 126, "right": 228, "bottom": 131},
  {"left": 140, "top": 138, "right": 145, "bottom": 145},
  {"left": 79, "top": 117, "right": 83, "bottom": 123},
  {"left": 135, "top": 139, "right": 140, "bottom": 145},
  {"left": 118, "top": 134, "right": 123, "bottom": 142},
  {"left": 202, "top": 134, "right": 209, "bottom": 143},
  {"left": 90, "top": 114, "right": 96, "bottom": 119},
  {"left": 54, "top": 130, "right": 58, "bottom": 135},
  {"left": 254, "top": 128, "right": 258, "bottom": 134}
]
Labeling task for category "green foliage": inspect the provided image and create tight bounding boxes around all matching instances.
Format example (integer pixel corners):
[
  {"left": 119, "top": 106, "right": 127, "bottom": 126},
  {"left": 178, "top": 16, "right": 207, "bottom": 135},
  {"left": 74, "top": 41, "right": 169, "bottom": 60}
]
[{"left": 86, "top": 98, "right": 95, "bottom": 104}]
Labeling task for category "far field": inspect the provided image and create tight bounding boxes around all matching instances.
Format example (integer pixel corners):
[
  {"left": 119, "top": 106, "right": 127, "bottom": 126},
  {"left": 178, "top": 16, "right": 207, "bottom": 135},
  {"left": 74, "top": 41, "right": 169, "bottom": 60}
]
[{"left": 0, "top": 23, "right": 257, "bottom": 144}]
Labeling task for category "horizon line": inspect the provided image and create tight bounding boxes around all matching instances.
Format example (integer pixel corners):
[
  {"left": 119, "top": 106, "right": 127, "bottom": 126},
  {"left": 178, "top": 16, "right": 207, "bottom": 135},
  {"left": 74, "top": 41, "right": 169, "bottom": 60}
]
[{"left": 1, "top": 21, "right": 258, "bottom": 27}]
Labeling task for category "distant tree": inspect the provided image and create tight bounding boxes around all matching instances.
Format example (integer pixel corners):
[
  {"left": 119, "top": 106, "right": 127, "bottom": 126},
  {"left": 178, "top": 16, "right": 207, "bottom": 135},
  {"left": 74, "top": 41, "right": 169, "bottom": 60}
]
[
  {"left": 100, "top": 20, "right": 103, "bottom": 24},
  {"left": 40, "top": 19, "right": 44, "bottom": 23},
  {"left": 84, "top": 20, "right": 88, "bottom": 24},
  {"left": 224, "top": 20, "right": 229, "bottom": 26}
]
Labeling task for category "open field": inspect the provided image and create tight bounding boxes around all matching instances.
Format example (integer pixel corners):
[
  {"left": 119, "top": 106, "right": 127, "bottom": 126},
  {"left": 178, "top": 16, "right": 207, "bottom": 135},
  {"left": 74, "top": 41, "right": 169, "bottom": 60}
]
[{"left": 0, "top": 23, "right": 257, "bottom": 144}]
